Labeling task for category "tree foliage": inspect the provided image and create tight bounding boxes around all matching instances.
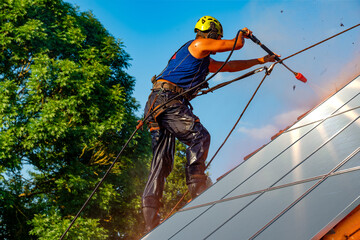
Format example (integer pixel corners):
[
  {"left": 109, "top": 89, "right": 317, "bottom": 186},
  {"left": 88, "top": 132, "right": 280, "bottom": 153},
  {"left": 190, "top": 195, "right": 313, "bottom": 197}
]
[
  {"left": 0, "top": 0, "right": 151, "bottom": 239},
  {"left": 0, "top": 1, "right": 196, "bottom": 239}
]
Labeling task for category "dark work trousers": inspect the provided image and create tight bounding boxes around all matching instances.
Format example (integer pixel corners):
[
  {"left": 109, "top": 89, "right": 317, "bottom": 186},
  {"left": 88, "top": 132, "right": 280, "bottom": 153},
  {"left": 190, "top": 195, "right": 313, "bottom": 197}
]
[{"left": 142, "top": 90, "right": 211, "bottom": 209}]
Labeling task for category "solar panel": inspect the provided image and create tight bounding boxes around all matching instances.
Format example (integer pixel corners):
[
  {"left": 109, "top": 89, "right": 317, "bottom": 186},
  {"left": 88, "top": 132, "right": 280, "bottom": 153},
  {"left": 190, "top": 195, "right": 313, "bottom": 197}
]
[{"left": 142, "top": 75, "right": 360, "bottom": 240}]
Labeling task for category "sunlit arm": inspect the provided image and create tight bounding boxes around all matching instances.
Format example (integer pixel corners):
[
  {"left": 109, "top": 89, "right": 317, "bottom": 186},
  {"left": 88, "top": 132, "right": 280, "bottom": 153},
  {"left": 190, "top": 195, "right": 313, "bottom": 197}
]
[
  {"left": 188, "top": 33, "right": 246, "bottom": 59},
  {"left": 209, "top": 55, "right": 277, "bottom": 73}
]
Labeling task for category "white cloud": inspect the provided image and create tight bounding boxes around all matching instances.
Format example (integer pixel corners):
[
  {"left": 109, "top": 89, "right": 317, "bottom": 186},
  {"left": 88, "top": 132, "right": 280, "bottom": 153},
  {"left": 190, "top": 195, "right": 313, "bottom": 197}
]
[
  {"left": 238, "top": 106, "right": 309, "bottom": 141},
  {"left": 274, "top": 108, "right": 308, "bottom": 126},
  {"left": 239, "top": 124, "right": 278, "bottom": 140}
]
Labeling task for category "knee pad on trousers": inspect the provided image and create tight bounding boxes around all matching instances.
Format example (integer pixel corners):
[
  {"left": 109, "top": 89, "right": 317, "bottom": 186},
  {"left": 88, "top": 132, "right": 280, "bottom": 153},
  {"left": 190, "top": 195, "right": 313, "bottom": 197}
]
[
  {"left": 186, "top": 172, "right": 207, "bottom": 185},
  {"left": 142, "top": 196, "right": 162, "bottom": 209}
]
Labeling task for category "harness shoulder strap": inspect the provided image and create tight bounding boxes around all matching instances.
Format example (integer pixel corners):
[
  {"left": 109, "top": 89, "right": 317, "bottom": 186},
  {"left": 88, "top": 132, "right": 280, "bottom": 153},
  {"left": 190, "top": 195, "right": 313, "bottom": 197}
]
[{"left": 152, "top": 41, "right": 192, "bottom": 81}]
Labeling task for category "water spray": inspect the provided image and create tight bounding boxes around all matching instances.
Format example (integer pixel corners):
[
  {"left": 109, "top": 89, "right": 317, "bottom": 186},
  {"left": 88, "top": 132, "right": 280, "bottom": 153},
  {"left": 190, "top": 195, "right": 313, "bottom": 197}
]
[{"left": 246, "top": 32, "right": 308, "bottom": 83}]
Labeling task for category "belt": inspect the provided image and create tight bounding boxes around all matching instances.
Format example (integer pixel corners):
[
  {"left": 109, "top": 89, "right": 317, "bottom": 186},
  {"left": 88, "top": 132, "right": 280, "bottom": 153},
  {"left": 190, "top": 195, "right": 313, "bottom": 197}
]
[{"left": 152, "top": 79, "right": 184, "bottom": 94}]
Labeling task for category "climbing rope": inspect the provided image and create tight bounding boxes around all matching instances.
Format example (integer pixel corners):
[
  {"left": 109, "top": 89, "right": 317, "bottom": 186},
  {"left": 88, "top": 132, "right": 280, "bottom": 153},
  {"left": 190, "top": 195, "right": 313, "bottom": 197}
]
[
  {"left": 206, "top": 64, "right": 275, "bottom": 170},
  {"left": 198, "top": 66, "right": 267, "bottom": 96},
  {"left": 281, "top": 23, "right": 360, "bottom": 62}
]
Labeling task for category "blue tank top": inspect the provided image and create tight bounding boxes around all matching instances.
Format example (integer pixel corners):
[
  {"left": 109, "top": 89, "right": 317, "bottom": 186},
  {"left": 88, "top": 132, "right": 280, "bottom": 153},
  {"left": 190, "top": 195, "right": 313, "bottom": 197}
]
[{"left": 156, "top": 40, "right": 210, "bottom": 90}]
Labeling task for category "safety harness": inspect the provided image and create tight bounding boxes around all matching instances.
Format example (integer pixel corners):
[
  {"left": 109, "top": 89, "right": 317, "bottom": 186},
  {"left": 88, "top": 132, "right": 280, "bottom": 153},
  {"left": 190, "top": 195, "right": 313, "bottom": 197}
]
[
  {"left": 141, "top": 71, "right": 203, "bottom": 132},
  {"left": 145, "top": 79, "right": 189, "bottom": 132},
  {"left": 152, "top": 79, "right": 184, "bottom": 94}
]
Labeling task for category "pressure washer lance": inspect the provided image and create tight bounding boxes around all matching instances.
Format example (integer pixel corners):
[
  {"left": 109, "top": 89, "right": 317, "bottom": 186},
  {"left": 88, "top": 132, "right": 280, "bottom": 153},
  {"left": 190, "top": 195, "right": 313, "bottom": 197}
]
[{"left": 245, "top": 31, "right": 307, "bottom": 83}]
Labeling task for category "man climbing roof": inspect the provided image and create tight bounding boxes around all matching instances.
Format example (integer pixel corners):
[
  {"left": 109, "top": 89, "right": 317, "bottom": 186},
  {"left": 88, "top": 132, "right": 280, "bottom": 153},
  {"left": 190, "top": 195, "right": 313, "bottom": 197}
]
[{"left": 142, "top": 15, "right": 278, "bottom": 232}]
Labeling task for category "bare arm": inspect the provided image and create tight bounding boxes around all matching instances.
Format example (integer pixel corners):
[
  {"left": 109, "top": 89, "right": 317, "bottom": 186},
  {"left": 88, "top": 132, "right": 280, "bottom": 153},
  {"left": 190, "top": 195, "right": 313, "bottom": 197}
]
[
  {"left": 188, "top": 37, "right": 245, "bottom": 59},
  {"left": 187, "top": 26, "right": 278, "bottom": 73},
  {"left": 209, "top": 55, "right": 278, "bottom": 73},
  {"left": 188, "top": 28, "right": 251, "bottom": 59}
]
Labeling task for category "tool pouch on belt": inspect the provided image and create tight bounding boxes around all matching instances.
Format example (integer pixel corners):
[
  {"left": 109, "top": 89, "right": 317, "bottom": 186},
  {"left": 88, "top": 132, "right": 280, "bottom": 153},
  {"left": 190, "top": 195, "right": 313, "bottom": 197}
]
[
  {"left": 144, "top": 79, "right": 184, "bottom": 131},
  {"left": 152, "top": 79, "right": 184, "bottom": 94}
]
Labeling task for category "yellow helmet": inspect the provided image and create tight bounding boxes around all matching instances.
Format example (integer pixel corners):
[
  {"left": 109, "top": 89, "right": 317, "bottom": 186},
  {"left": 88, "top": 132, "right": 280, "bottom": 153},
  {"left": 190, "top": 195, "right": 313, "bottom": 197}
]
[{"left": 194, "top": 16, "right": 223, "bottom": 37}]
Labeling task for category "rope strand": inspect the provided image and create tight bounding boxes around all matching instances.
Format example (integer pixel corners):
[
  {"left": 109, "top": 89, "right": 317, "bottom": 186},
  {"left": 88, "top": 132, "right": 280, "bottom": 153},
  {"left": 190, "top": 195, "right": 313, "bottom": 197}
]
[{"left": 282, "top": 23, "right": 360, "bottom": 62}]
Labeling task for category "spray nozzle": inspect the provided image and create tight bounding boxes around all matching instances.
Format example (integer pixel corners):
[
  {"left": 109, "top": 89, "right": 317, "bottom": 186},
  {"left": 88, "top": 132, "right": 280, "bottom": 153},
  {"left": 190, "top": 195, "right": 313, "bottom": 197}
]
[
  {"left": 295, "top": 72, "right": 307, "bottom": 83},
  {"left": 247, "top": 32, "right": 308, "bottom": 83}
]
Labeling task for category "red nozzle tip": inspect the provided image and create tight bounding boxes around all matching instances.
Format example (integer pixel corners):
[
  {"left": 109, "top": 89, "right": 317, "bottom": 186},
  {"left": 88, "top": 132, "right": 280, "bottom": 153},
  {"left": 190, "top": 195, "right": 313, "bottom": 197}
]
[{"left": 295, "top": 73, "right": 307, "bottom": 83}]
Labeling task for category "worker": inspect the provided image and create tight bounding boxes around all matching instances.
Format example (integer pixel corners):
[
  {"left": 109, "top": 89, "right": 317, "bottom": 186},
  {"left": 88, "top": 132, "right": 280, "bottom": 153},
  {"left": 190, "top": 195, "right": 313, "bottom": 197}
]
[{"left": 142, "top": 16, "right": 278, "bottom": 232}]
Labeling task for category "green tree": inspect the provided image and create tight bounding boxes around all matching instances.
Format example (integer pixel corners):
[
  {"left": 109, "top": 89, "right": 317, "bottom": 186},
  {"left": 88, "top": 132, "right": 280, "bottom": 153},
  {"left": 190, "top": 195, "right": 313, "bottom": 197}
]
[{"left": 0, "top": 0, "right": 151, "bottom": 239}]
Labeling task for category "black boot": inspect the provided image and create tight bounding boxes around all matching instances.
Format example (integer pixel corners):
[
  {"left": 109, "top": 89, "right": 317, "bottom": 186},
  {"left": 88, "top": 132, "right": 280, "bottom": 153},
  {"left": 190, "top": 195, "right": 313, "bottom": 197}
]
[
  {"left": 188, "top": 181, "right": 207, "bottom": 199},
  {"left": 143, "top": 207, "right": 160, "bottom": 232}
]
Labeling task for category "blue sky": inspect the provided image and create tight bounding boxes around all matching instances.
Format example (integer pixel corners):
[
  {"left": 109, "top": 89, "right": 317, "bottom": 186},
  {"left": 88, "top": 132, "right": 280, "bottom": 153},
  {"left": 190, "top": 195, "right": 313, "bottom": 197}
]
[{"left": 67, "top": 0, "right": 360, "bottom": 181}]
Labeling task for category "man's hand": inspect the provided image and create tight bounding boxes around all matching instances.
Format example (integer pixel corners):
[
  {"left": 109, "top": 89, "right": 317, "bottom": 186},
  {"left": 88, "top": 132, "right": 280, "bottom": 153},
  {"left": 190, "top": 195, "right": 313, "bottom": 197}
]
[
  {"left": 258, "top": 54, "right": 281, "bottom": 64},
  {"left": 241, "top": 27, "right": 252, "bottom": 39}
]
